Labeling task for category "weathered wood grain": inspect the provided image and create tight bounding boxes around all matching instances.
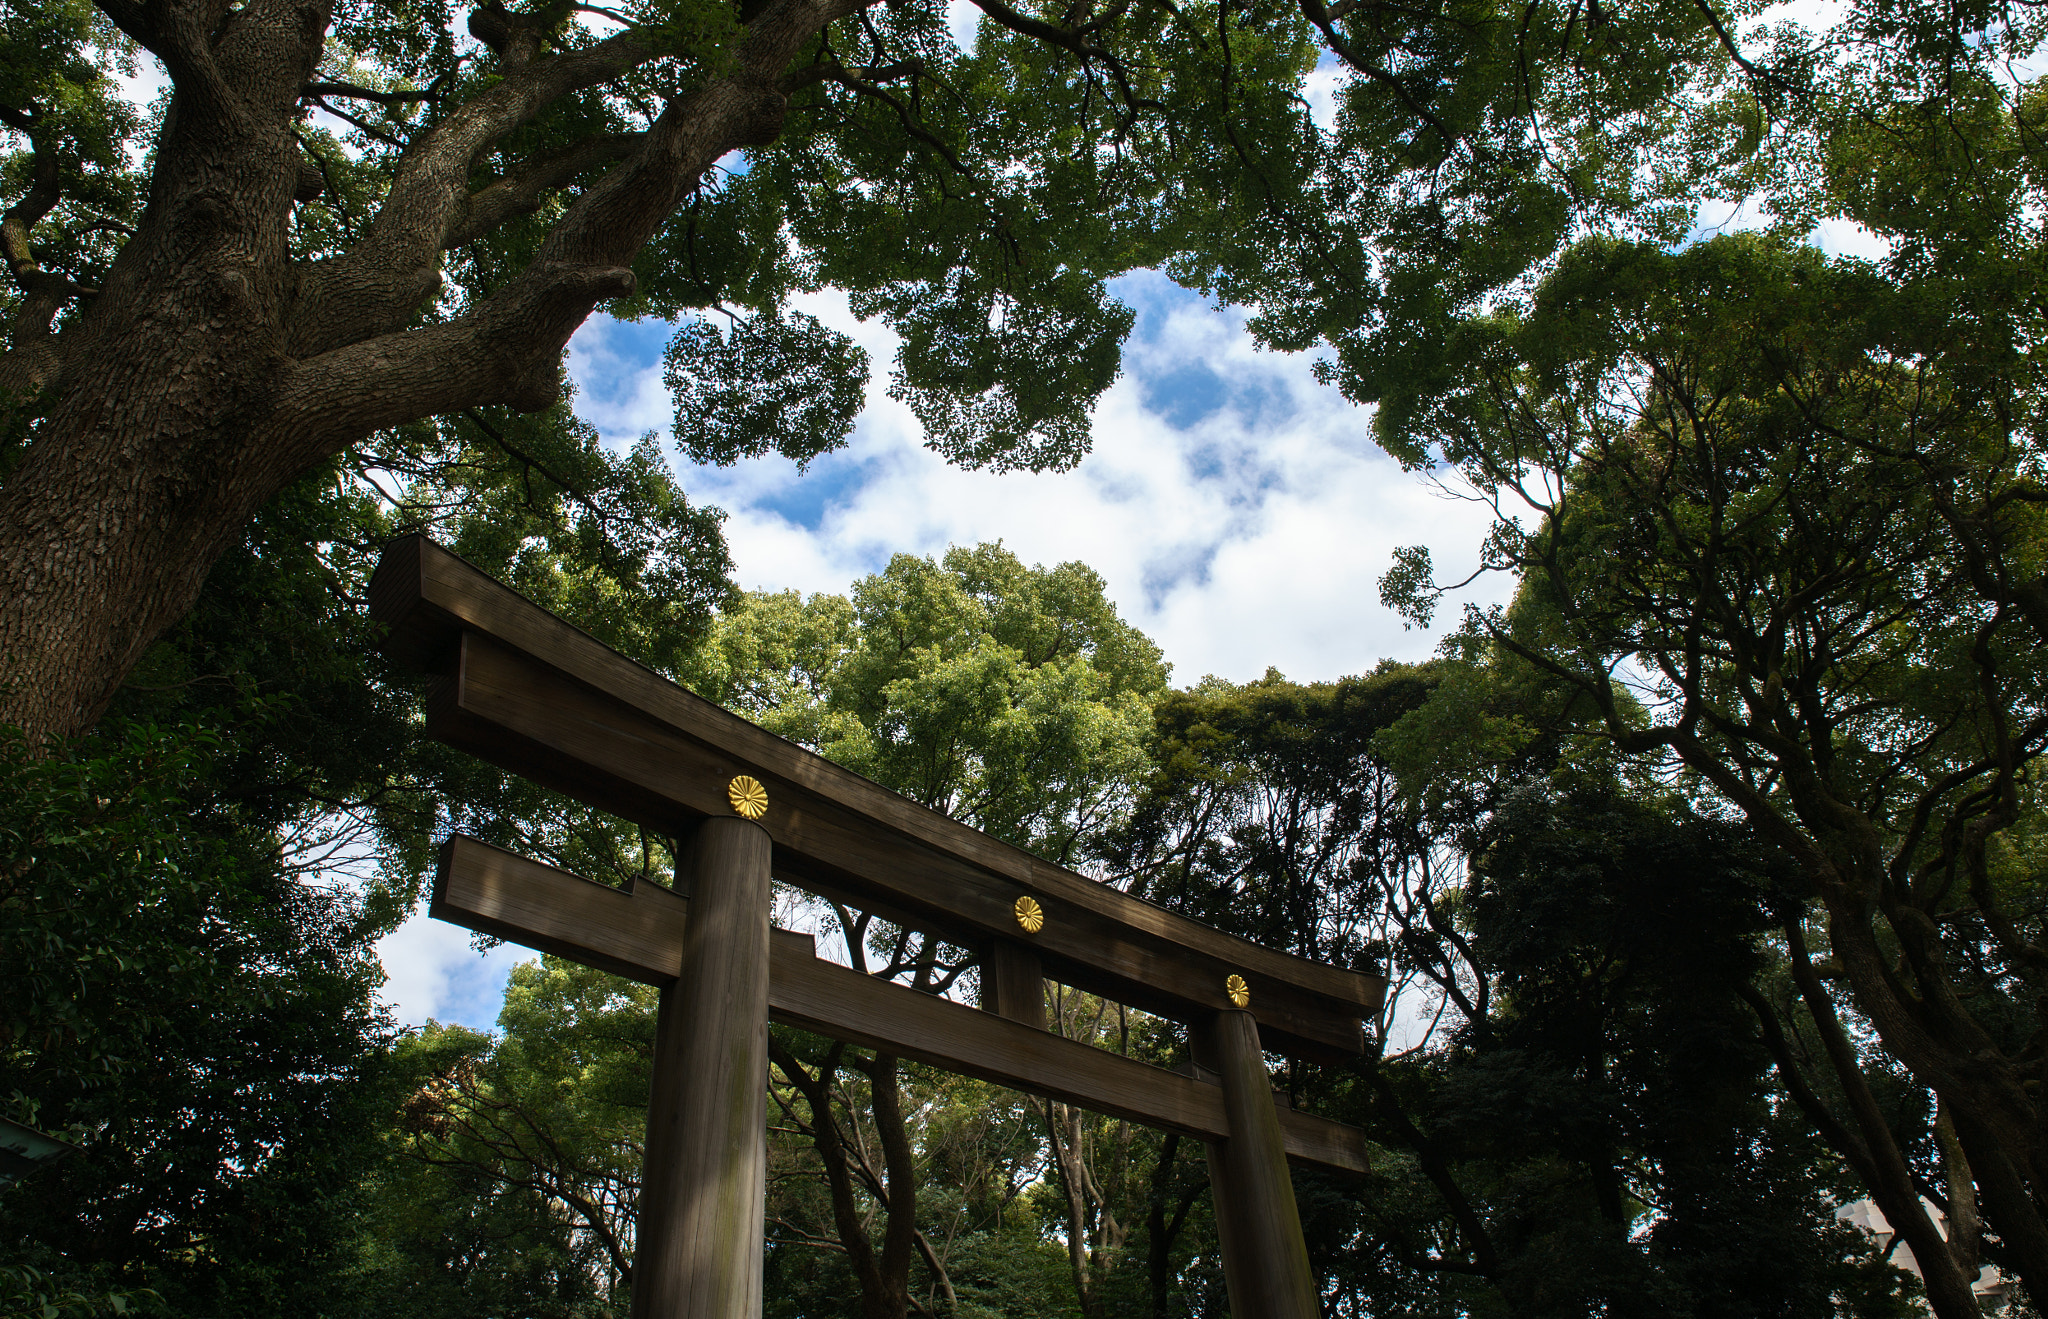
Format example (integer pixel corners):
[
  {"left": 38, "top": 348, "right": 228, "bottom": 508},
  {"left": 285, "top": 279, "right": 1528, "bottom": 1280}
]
[
  {"left": 431, "top": 836, "right": 1372, "bottom": 1178},
  {"left": 375, "top": 533, "right": 1382, "bottom": 1058},
  {"left": 632, "top": 820, "right": 770, "bottom": 1319},
  {"left": 1200, "top": 1010, "right": 1322, "bottom": 1319},
  {"left": 428, "top": 833, "right": 690, "bottom": 979},
  {"left": 983, "top": 940, "right": 1047, "bottom": 1030}
]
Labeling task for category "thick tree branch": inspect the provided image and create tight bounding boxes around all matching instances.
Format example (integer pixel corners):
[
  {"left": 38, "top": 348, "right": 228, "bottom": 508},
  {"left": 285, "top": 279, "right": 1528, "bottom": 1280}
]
[
  {"left": 1735, "top": 979, "right": 1874, "bottom": 1175},
  {"left": 273, "top": 257, "right": 635, "bottom": 453},
  {"left": 1293, "top": 0, "right": 1458, "bottom": 149},
  {"left": 1359, "top": 1064, "right": 1503, "bottom": 1278},
  {"left": 284, "top": 25, "right": 664, "bottom": 357},
  {"left": 283, "top": 0, "right": 876, "bottom": 434},
  {"left": 445, "top": 132, "right": 645, "bottom": 247},
  {"left": 818, "top": 65, "right": 965, "bottom": 171},
  {"left": 3, "top": 112, "right": 68, "bottom": 298},
  {"left": 0, "top": 105, "right": 94, "bottom": 398},
  {"left": 88, "top": 0, "right": 164, "bottom": 63},
  {"left": 770, "top": 1039, "right": 893, "bottom": 1308},
  {"left": 302, "top": 80, "right": 438, "bottom": 105},
  {"left": 1949, "top": 1105, "right": 2048, "bottom": 1299},
  {"left": 965, "top": 0, "right": 1161, "bottom": 130},
  {"left": 1782, "top": 923, "right": 1987, "bottom": 1318}
]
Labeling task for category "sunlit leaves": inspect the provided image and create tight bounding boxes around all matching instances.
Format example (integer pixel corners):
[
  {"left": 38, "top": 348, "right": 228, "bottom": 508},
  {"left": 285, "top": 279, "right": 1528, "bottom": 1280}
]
[
  {"left": 887, "top": 268, "right": 1132, "bottom": 472},
  {"left": 689, "top": 543, "right": 1168, "bottom": 862}
]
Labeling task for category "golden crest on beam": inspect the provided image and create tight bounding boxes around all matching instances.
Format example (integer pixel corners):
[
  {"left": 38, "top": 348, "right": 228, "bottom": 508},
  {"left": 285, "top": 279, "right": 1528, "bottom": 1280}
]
[
  {"left": 727, "top": 774, "right": 769, "bottom": 820},
  {"left": 1014, "top": 895, "right": 1045, "bottom": 934},
  {"left": 1226, "top": 974, "right": 1251, "bottom": 1008}
]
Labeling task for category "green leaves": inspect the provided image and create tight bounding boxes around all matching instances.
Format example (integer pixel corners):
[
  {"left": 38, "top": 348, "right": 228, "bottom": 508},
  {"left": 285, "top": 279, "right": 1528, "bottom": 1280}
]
[
  {"left": 1326, "top": 13, "right": 2048, "bottom": 1297},
  {"left": 887, "top": 270, "right": 1133, "bottom": 472},
  {"left": 0, "top": 720, "right": 230, "bottom": 1117},
  {"left": 361, "top": 981, "right": 650, "bottom": 1314},
  {"left": 1378, "top": 543, "right": 1435, "bottom": 630},
  {"left": 382, "top": 404, "right": 737, "bottom": 678},
  {"left": 1110, "top": 665, "right": 1437, "bottom": 963},
  {"left": 665, "top": 308, "right": 869, "bottom": 469},
  {"left": 0, "top": 713, "right": 400, "bottom": 1316},
  {"left": 691, "top": 543, "right": 1167, "bottom": 861}
]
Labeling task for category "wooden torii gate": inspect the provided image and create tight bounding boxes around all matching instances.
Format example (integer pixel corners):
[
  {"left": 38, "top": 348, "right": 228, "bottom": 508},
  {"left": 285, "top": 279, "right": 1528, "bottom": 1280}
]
[{"left": 370, "top": 536, "right": 1384, "bottom": 1319}]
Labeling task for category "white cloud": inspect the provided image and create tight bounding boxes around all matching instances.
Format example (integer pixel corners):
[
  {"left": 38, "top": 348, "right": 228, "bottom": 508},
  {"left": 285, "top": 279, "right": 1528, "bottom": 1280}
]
[
  {"left": 1688, "top": 194, "right": 1771, "bottom": 243},
  {"left": 1809, "top": 216, "right": 1894, "bottom": 263},
  {"left": 946, "top": 0, "right": 980, "bottom": 52},
  {"left": 1303, "top": 53, "right": 1345, "bottom": 133},
  {"left": 1686, "top": 189, "right": 1898, "bottom": 267},
  {"left": 375, "top": 905, "right": 528, "bottom": 1031},
  {"left": 570, "top": 272, "right": 1509, "bottom": 685},
  {"left": 569, "top": 320, "right": 674, "bottom": 440}
]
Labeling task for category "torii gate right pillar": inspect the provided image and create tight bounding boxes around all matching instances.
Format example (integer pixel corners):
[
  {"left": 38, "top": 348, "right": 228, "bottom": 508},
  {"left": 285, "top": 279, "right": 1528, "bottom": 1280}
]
[{"left": 1200, "top": 1010, "right": 1320, "bottom": 1319}]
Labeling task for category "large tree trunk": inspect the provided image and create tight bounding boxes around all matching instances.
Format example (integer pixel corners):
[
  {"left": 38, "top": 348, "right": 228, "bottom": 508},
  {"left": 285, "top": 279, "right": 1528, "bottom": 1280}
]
[
  {"left": 1809, "top": 859, "right": 2048, "bottom": 1307},
  {"left": 0, "top": 0, "right": 330, "bottom": 745},
  {"left": 1590, "top": 687, "right": 2048, "bottom": 1312},
  {"left": 0, "top": 0, "right": 841, "bottom": 746},
  {"left": 768, "top": 1041, "right": 924, "bottom": 1319}
]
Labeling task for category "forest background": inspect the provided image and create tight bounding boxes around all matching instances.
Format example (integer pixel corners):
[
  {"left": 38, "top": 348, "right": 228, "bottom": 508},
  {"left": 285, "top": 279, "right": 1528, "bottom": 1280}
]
[{"left": 4, "top": 0, "right": 2047, "bottom": 1315}]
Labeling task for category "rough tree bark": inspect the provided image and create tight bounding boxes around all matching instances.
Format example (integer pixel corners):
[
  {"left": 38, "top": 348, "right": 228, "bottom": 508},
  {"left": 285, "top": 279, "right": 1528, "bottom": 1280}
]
[
  {"left": 769, "top": 1039, "right": 943, "bottom": 1319},
  {"left": 0, "top": 0, "right": 850, "bottom": 746}
]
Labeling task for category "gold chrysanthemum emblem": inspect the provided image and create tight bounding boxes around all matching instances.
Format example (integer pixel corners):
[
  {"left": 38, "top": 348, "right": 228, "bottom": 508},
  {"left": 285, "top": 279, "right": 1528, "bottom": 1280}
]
[
  {"left": 1225, "top": 974, "right": 1251, "bottom": 1009},
  {"left": 727, "top": 775, "right": 768, "bottom": 820},
  {"left": 1014, "top": 896, "right": 1045, "bottom": 934}
]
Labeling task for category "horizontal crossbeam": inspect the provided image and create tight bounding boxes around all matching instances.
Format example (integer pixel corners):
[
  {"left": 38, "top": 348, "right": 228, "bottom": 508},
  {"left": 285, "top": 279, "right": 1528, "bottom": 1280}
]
[
  {"left": 434, "top": 835, "right": 1371, "bottom": 1177},
  {"left": 372, "top": 536, "right": 1384, "bottom": 1059}
]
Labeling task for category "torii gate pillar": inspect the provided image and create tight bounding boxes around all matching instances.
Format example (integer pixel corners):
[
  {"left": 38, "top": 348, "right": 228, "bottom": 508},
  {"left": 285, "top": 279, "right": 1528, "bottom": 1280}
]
[
  {"left": 1202, "top": 1010, "right": 1320, "bottom": 1319},
  {"left": 632, "top": 818, "right": 772, "bottom": 1319}
]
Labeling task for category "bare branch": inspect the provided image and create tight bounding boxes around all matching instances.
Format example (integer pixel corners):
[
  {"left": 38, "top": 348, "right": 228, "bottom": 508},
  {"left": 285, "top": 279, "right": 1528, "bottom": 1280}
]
[
  {"left": 283, "top": 25, "right": 664, "bottom": 358},
  {"left": 446, "top": 132, "right": 646, "bottom": 247},
  {"left": 309, "top": 94, "right": 409, "bottom": 148},
  {"left": 303, "top": 80, "right": 438, "bottom": 105}
]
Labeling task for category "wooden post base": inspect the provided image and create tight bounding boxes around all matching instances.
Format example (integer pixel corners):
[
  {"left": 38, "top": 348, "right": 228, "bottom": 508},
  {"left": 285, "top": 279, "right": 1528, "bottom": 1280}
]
[
  {"left": 632, "top": 818, "right": 771, "bottom": 1319},
  {"left": 1199, "top": 1010, "right": 1320, "bottom": 1319}
]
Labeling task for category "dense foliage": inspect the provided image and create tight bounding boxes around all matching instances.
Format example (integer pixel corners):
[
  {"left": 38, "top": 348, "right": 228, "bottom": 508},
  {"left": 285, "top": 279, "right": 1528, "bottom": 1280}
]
[
  {"left": 0, "top": 0, "right": 1778, "bottom": 749},
  {"left": 10, "top": 0, "right": 2048, "bottom": 1314},
  {"left": 1363, "top": 7, "right": 2048, "bottom": 1306},
  {"left": 1, "top": 401, "right": 728, "bottom": 1308},
  {"left": 1, "top": 504, "right": 1977, "bottom": 1316}
]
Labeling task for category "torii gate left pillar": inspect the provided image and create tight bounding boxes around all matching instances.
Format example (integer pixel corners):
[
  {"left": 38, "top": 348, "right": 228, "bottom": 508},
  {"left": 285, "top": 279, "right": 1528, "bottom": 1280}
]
[{"left": 631, "top": 818, "right": 771, "bottom": 1319}]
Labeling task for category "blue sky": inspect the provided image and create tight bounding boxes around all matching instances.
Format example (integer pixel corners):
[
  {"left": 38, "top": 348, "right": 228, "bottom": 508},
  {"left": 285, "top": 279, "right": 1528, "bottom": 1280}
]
[
  {"left": 375, "top": 272, "right": 1514, "bottom": 1031},
  {"left": 368, "top": 0, "right": 1901, "bottom": 1032}
]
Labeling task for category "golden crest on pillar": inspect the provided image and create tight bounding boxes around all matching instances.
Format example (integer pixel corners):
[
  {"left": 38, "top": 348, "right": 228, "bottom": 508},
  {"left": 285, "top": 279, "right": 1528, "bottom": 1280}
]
[
  {"left": 1225, "top": 974, "right": 1251, "bottom": 1008},
  {"left": 727, "top": 774, "right": 769, "bottom": 820}
]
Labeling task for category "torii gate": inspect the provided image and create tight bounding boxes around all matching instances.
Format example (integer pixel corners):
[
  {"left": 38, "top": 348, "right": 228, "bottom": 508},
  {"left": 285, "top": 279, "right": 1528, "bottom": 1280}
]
[{"left": 370, "top": 536, "right": 1383, "bottom": 1319}]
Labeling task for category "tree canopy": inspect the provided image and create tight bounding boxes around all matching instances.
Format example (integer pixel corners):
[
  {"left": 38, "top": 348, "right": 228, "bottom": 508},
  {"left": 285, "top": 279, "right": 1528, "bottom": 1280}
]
[
  {"left": 10, "top": 0, "right": 2048, "bottom": 1313},
  {"left": 0, "top": 0, "right": 1767, "bottom": 747},
  {"left": 1362, "top": 7, "right": 2048, "bottom": 1310}
]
